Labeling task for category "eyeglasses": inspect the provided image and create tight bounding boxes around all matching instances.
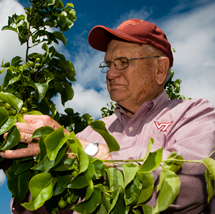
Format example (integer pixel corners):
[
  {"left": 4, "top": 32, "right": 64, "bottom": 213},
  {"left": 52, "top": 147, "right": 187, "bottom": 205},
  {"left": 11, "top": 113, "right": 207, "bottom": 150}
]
[{"left": 99, "top": 56, "right": 160, "bottom": 73}]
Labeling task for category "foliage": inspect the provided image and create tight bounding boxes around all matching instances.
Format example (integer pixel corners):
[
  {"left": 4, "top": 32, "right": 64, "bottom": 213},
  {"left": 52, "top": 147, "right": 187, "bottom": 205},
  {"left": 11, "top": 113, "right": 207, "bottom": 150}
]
[
  {"left": 0, "top": 0, "right": 91, "bottom": 133},
  {"left": 101, "top": 102, "right": 115, "bottom": 118},
  {"left": 1, "top": 101, "right": 215, "bottom": 213},
  {"left": 164, "top": 69, "right": 186, "bottom": 100},
  {"left": 0, "top": 1, "right": 214, "bottom": 214}
]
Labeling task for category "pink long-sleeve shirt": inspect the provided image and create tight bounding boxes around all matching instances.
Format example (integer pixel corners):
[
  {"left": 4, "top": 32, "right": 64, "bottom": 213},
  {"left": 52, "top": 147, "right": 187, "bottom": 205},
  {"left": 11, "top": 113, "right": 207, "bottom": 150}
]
[{"left": 12, "top": 90, "right": 215, "bottom": 213}]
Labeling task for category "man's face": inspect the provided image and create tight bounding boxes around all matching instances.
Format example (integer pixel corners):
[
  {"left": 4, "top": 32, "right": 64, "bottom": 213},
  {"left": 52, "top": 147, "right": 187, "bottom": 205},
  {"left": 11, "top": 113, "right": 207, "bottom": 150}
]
[{"left": 105, "top": 39, "right": 162, "bottom": 115}]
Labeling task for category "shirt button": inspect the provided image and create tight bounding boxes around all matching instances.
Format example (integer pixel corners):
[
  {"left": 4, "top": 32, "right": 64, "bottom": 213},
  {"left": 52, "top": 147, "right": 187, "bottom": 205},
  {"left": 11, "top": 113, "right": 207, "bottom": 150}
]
[{"left": 128, "top": 127, "right": 133, "bottom": 132}]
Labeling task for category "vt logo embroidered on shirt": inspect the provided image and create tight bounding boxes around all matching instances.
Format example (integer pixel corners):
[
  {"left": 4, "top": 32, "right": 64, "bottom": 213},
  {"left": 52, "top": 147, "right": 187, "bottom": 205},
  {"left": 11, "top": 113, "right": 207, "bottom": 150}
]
[{"left": 154, "top": 121, "right": 173, "bottom": 132}]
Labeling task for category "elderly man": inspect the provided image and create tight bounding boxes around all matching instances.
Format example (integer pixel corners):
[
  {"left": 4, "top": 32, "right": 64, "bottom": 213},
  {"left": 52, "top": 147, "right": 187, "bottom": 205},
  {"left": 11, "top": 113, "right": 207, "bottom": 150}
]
[{"left": 1, "top": 19, "right": 215, "bottom": 213}]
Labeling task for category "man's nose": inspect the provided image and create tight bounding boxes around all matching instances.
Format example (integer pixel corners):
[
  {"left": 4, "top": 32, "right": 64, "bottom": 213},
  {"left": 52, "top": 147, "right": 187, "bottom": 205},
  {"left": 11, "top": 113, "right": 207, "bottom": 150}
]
[{"left": 106, "top": 64, "right": 121, "bottom": 79}]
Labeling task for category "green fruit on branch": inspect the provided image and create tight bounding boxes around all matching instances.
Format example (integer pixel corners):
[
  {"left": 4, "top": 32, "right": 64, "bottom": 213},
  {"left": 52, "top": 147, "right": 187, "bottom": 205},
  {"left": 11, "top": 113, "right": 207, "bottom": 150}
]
[
  {"left": 35, "top": 58, "right": 41, "bottom": 63},
  {"left": 58, "top": 198, "right": 67, "bottom": 209},
  {"left": 26, "top": 98, "right": 32, "bottom": 104},
  {"left": 26, "top": 77, "right": 31, "bottom": 83},
  {"left": 34, "top": 63, "right": 40, "bottom": 69},
  {"left": 21, "top": 107, "right": 28, "bottom": 114},
  {"left": 4, "top": 102, "right": 12, "bottom": 110},
  {"left": 29, "top": 61, "right": 34, "bottom": 67},
  {"left": 23, "top": 82, "right": 28, "bottom": 87},
  {"left": 10, "top": 109, "right": 17, "bottom": 116}
]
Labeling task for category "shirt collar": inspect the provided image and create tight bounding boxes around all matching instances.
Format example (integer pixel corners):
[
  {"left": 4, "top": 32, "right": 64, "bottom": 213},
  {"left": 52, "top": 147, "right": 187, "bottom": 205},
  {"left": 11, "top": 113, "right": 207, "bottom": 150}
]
[{"left": 114, "top": 90, "right": 169, "bottom": 123}]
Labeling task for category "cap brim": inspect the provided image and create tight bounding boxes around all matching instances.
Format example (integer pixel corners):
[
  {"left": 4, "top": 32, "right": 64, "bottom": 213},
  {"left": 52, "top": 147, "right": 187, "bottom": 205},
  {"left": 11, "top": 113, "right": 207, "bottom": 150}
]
[{"left": 88, "top": 25, "right": 147, "bottom": 52}]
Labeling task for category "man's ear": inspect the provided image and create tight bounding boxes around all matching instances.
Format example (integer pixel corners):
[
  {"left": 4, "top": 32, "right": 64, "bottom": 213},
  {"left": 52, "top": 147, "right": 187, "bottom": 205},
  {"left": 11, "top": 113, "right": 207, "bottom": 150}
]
[{"left": 156, "top": 56, "right": 170, "bottom": 85}]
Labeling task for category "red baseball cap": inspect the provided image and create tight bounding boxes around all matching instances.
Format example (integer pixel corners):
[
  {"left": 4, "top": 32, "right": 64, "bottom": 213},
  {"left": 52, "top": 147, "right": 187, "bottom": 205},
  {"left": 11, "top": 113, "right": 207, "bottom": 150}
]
[{"left": 88, "top": 19, "right": 173, "bottom": 67}]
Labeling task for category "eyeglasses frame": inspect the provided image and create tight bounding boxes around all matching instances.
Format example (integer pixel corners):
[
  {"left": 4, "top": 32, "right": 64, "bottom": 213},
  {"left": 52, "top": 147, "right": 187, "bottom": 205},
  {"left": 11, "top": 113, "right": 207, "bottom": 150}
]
[{"left": 99, "top": 56, "right": 161, "bottom": 73}]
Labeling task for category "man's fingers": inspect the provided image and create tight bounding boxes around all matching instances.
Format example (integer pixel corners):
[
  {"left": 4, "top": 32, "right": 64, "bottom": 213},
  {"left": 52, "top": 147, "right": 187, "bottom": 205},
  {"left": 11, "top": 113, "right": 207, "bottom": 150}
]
[
  {"left": 19, "top": 132, "right": 34, "bottom": 143},
  {"left": 23, "top": 114, "right": 45, "bottom": 123},
  {"left": 0, "top": 143, "right": 40, "bottom": 159}
]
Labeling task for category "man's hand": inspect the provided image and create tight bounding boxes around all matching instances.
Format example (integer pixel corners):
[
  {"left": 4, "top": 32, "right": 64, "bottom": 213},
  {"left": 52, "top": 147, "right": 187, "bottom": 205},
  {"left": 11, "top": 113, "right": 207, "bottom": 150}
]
[
  {"left": 0, "top": 115, "right": 113, "bottom": 168},
  {"left": 78, "top": 138, "right": 114, "bottom": 167},
  {"left": 0, "top": 115, "right": 68, "bottom": 159}
]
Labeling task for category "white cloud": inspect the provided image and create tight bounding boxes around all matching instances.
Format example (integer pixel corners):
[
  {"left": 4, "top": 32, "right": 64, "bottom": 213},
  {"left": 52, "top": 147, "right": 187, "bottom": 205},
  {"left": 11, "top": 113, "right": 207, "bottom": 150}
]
[
  {"left": 115, "top": 7, "right": 153, "bottom": 28},
  {"left": 54, "top": 83, "right": 111, "bottom": 120},
  {"left": 161, "top": 1, "right": 215, "bottom": 103},
  {"left": 53, "top": 45, "right": 111, "bottom": 120},
  {"left": 0, "top": 169, "right": 6, "bottom": 186},
  {"left": 0, "top": 0, "right": 26, "bottom": 65}
]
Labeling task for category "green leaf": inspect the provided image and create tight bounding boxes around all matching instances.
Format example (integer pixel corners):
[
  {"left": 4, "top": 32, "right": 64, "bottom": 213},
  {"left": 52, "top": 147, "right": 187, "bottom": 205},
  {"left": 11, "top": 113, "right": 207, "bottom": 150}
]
[
  {"left": 0, "top": 125, "right": 21, "bottom": 151},
  {"left": 157, "top": 152, "right": 183, "bottom": 192},
  {"left": 66, "top": 132, "right": 83, "bottom": 154},
  {"left": 16, "top": 113, "right": 25, "bottom": 122},
  {"left": 202, "top": 158, "right": 215, "bottom": 179},
  {"left": 108, "top": 188, "right": 126, "bottom": 214},
  {"left": 0, "top": 109, "right": 16, "bottom": 135},
  {"left": 163, "top": 151, "right": 184, "bottom": 172},
  {"left": 138, "top": 148, "right": 163, "bottom": 173},
  {"left": 66, "top": 3, "right": 74, "bottom": 8},
  {"left": 35, "top": 82, "right": 49, "bottom": 101},
  {"left": 0, "top": 92, "right": 22, "bottom": 112},
  {"left": 53, "top": 174, "right": 72, "bottom": 196},
  {"left": 205, "top": 168, "right": 215, "bottom": 203},
  {"left": 82, "top": 113, "right": 94, "bottom": 126},
  {"left": 11, "top": 56, "right": 23, "bottom": 66},
  {"left": 25, "top": 110, "right": 43, "bottom": 115},
  {"left": 3, "top": 70, "right": 14, "bottom": 87},
  {"left": 32, "top": 126, "right": 54, "bottom": 138},
  {"left": 58, "top": 59, "right": 76, "bottom": 82},
  {"left": 106, "top": 167, "right": 124, "bottom": 192},
  {"left": 52, "top": 157, "right": 75, "bottom": 171},
  {"left": 7, "top": 73, "right": 21, "bottom": 86},
  {"left": 54, "top": 81, "right": 64, "bottom": 94},
  {"left": 137, "top": 172, "right": 154, "bottom": 204},
  {"left": 64, "top": 82, "right": 74, "bottom": 100},
  {"left": 85, "top": 180, "right": 94, "bottom": 200},
  {"left": 53, "top": 31, "right": 66, "bottom": 46},
  {"left": 0, "top": 107, "right": 8, "bottom": 123},
  {"left": 154, "top": 170, "right": 181, "bottom": 213},
  {"left": 7, "top": 165, "right": 31, "bottom": 202},
  {"left": 68, "top": 161, "right": 95, "bottom": 189},
  {"left": 123, "top": 163, "right": 139, "bottom": 187},
  {"left": 143, "top": 138, "right": 154, "bottom": 162},
  {"left": 78, "top": 147, "right": 89, "bottom": 174},
  {"left": 97, "top": 203, "right": 108, "bottom": 214},
  {"left": 2, "top": 25, "right": 17, "bottom": 32},
  {"left": 21, "top": 173, "right": 57, "bottom": 210},
  {"left": 90, "top": 120, "right": 120, "bottom": 153},
  {"left": 13, "top": 158, "right": 34, "bottom": 175},
  {"left": 92, "top": 159, "right": 105, "bottom": 179},
  {"left": 1, "top": 62, "right": 10, "bottom": 67},
  {"left": 31, "top": 139, "right": 67, "bottom": 171},
  {"left": 101, "top": 186, "right": 111, "bottom": 211},
  {"left": 29, "top": 82, "right": 49, "bottom": 101},
  {"left": 72, "top": 187, "right": 101, "bottom": 213},
  {"left": 142, "top": 205, "right": 155, "bottom": 214},
  {"left": 125, "top": 173, "right": 142, "bottom": 206},
  {"left": 47, "top": 0, "right": 55, "bottom": 6},
  {"left": 44, "top": 126, "right": 66, "bottom": 160},
  {"left": 56, "top": 0, "right": 64, "bottom": 8}
]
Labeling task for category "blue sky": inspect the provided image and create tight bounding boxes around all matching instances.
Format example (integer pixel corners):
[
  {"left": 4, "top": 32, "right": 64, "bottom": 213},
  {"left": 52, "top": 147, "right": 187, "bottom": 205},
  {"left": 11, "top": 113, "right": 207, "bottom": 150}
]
[{"left": 0, "top": 0, "right": 215, "bottom": 213}]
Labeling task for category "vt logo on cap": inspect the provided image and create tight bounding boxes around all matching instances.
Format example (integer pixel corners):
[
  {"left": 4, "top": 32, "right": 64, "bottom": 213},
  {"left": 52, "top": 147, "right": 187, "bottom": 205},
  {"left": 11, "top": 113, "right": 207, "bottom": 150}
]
[{"left": 117, "top": 20, "right": 138, "bottom": 30}]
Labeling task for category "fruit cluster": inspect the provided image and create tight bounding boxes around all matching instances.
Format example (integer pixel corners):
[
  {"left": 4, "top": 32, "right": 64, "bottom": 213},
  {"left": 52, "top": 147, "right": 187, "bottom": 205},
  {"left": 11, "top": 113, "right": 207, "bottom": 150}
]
[{"left": 0, "top": 102, "right": 28, "bottom": 115}]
